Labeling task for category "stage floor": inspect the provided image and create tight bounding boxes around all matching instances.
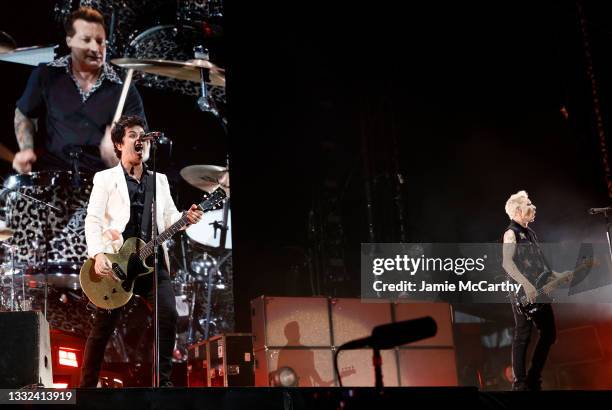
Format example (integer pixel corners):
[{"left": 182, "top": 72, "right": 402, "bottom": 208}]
[{"left": 18, "top": 387, "right": 612, "bottom": 410}]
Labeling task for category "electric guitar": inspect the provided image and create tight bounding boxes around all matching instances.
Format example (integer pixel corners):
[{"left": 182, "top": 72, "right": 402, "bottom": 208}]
[
  {"left": 514, "top": 258, "right": 596, "bottom": 317},
  {"left": 79, "top": 188, "right": 226, "bottom": 309}
]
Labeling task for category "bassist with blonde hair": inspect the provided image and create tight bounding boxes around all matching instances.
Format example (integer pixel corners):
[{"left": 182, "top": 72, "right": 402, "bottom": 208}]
[{"left": 502, "top": 190, "right": 556, "bottom": 391}]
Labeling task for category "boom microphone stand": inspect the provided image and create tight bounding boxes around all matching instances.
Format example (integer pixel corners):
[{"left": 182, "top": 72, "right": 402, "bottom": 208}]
[{"left": 603, "top": 211, "right": 612, "bottom": 267}]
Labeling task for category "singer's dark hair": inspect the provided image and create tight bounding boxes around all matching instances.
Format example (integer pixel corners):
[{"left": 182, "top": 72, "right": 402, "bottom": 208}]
[
  {"left": 111, "top": 115, "right": 147, "bottom": 159},
  {"left": 64, "top": 7, "right": 106, "bottom": 37}
]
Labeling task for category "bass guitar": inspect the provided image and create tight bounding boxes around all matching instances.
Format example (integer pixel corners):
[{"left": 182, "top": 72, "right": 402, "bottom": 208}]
[{"left": 514, "top": 258, "right": 595, "bottom": 317}]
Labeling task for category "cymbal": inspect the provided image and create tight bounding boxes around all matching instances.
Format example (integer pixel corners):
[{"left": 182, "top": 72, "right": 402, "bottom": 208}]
[
  {"left": 0, "top": 30, "right": 16, "bottom": 53},
  {"left": 180, "top": 165, "right": 229, "bottom": 194},
  {"left": 111, "top": 58, "right": 225, "bottom": 87},
  {"left": 0, "top": 44, "right": 57, "bottom": 66}
]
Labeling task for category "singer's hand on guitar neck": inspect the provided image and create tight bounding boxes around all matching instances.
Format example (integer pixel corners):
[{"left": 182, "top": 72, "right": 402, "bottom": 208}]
[{"left": 185, "top": 204, "right": 204, "bottom": 225}]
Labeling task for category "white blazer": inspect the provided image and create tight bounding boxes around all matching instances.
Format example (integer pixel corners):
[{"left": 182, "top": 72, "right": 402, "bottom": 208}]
[{"left": 84, "top": 163, "right": 183, "bottom": 270}]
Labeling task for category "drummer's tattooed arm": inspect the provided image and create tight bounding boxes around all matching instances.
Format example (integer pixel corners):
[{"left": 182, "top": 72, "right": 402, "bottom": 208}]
[{"left": 14, "top": 107, "right": 37, "bottom": 151}]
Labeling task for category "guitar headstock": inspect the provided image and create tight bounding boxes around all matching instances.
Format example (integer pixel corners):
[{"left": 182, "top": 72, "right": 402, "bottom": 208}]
[
  {"left": 583, "top": 257, "right": 599, "bottom": 269},
  {"left": 198, "top": 188, "right": 227, "bottom": 212},
  {"left": 574, "top": 256, "right": 599, "bottom": 274},
  {"left": 555, "top": 257, "right": 600, "bottom": 286}
]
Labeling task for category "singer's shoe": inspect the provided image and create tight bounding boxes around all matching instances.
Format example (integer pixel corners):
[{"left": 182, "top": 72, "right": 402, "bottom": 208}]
[
  {"left": 512, "top": 381, "right": 529, "bottom": 391},
  {"left": 526, "top": 376, "right": 542, "bottom": 391}
]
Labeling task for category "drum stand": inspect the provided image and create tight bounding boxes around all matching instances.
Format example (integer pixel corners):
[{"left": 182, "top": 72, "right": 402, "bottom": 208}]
[
  {"left": 196, "top": 46, "right": 219, "bottom": 118},
  {"left": 203, "top": 249, "right": 231, "bottom": 340},
  {"left": 195, "top": 45, "right": 227, "bottom": 133},
  {"left": 186, "top": 280, "right": 200, "bottom": 344},
  {"left": 0, "top": 182, "right": 60, "bottom": 314},
  {"left": 0, "top": 242, "right": 21, "bottom": 311},
  {"left": 183, "top": 47, "right": 230, "bottom": 342},
  {"left": 202, "top": 196, "right": 231, "bottom": 340}
]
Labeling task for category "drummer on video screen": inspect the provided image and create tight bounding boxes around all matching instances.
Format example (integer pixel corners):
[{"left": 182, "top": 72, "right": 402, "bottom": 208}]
[{"left": 12, "top": 6, "right": 147, "bottom": 174}]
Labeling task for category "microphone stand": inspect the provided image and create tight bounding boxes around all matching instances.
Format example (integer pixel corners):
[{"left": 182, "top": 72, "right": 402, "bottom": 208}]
[
  {"left": 373, "top": 348, "right": 383, "bottom": 388},
  {"left": 216, "top": 199, "right": 230, "bottom": 253},
  {"left": 218, "top": 155, "right": 230, "bottom": 250},
  {"left": 590, "top": 208, "right": 612, "bottom": 266},
  {"left": 150, "top": 140, "right": 160, "bottom": 388},
  {"left": 604, "top": 211, "right": 612, "bottom": 267}
]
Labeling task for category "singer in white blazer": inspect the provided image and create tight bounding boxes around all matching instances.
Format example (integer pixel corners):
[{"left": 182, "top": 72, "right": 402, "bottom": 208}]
[
  {"left": 84, "top": 160, "right": 181, "bottom": 270},
  {"left": 80, "top": 115, "right": 202, "bottom": 388}
]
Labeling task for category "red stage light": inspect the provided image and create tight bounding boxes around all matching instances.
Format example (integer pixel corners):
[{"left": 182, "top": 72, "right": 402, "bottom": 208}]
[
  {"left": 58, "top": 348, "right": 79, "bottom": 368},
  {"left": 52, "top": 375, "right": 71, "bottom": 389},
  {"left": 52, "top": 383, "right": 68, "bottom": 389}
]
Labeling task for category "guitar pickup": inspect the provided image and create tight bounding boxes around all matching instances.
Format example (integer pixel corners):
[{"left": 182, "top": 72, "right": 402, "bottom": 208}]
[{"left": 112, "top": 263, "right": 127, "bottom": 281}]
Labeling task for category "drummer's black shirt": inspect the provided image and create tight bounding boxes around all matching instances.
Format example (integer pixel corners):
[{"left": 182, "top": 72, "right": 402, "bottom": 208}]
[{"left": 16, "top": 55, "right": 147, "bottom": 173}]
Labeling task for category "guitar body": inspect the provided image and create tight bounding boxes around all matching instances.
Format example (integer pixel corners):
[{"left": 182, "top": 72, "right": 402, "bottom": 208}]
[
  {"left": 511, "top": 258, "right": 594, "bottom": 319},
  {"left": 513, "top": 271, "right": 552, "bottom": 319},
  {"left": 515, "top": 300, "right": 548, "bottom": 319},
  {"left": 79, "top": 237, "right": 153, "bottom": 310}
]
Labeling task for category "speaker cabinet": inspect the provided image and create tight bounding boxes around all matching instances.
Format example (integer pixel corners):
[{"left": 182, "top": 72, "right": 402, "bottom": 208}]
[
  {"left": 251, "top": 297, "right": 458, "bottom": 387},
  {"left": 251, "top": 296, "right": 331, "bottom": 350},
  {"left": 398, "top": 348, "right": 458, "bottom": 386},
  {"left": 255, "top": 348, "right": 335, "bottom": 387},
  {"left": 336, "top": 349, "right": 399, "bottom": 387},
  {"left": 0, "top": 311, "right": 53, "bottom": 388},
  {"left": 394, "top": 303, "right": 454, "bottom": 346},
  {"left": 331, "top": 298, "right": 393, "bottom": 346}
]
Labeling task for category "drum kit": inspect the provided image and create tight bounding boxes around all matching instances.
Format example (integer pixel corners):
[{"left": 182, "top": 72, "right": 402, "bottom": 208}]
[
  {"left": 0, "top": 164, "right": 233, "bottom": 342},
  {"left": 0, "top": 1, "right": 232, "bottom": 351}
]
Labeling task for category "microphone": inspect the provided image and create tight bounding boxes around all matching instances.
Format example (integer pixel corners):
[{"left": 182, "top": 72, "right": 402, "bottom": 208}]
[
  {"left": 588, "top": 206, "right": 612, "bottom": 215},
  {"left": 139, "top": 131, "right": 172, "bottom": 146},
  {"left": 339, "top": 316, "right": 437, "bottom": 350},
  {"left": 140, "top": 131, "right": 164, "bottom": 141}
]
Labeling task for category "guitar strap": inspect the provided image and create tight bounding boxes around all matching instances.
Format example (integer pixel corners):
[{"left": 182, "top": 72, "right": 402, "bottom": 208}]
[{"left": 141, "top": 169, "right": 156, "bottom": 243}]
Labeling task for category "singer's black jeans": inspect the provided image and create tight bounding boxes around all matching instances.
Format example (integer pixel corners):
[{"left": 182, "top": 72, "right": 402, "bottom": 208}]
[
  {"left": 80, "top": 274, "right": 177, "bottom": 387},
  {"left": 511, "top": 301, "right": 556, "bottom": 390}
]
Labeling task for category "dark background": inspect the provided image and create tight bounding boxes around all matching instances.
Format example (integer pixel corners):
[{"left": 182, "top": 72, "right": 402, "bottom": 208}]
[{"left": 2, "top": 0, "right": 612, "bottom": 333}]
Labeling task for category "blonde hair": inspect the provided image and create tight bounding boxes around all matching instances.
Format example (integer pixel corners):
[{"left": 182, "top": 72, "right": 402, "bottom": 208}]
[{"left": 505, "top": 190, "right": 529, "bottom": 220}]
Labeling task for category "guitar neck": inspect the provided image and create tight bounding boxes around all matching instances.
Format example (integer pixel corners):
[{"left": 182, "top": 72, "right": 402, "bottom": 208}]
[
  {"left": 137, "top": 213, "right": 190, "bottom": 260},
  {"left": 133, "top": 188, "right": 226, "bottom": 262},
  {"left": 538, "top": 280, "right": 559, "bottom": 296},
  {"left": 538, "top": 269, "right": 576, "bottom": 296}
]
